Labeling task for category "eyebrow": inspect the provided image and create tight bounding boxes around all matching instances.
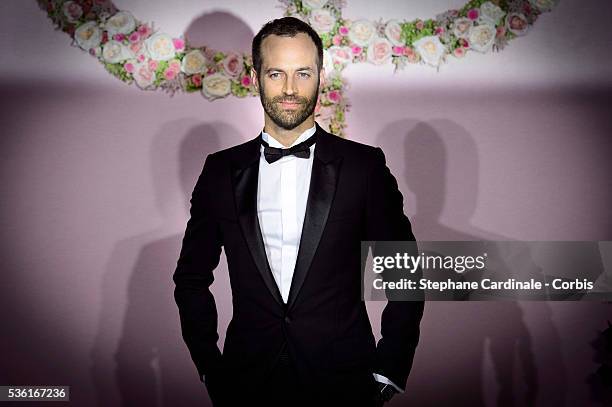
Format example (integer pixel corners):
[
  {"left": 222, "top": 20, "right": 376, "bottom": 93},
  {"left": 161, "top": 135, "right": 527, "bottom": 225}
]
[{"left": 265, "top": 67, "right": 314, "bottom": 73}]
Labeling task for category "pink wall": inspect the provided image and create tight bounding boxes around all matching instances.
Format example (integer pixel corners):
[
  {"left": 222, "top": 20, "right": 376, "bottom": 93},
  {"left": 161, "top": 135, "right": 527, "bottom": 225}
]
[{"left": 1, "top": 1, "right": 611, "bottom": 406}]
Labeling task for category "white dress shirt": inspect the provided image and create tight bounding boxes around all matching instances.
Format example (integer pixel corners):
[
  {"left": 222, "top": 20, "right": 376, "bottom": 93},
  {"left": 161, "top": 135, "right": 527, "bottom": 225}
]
[{"left": 257, "top": 125, "right": 316, "bottom": 303}]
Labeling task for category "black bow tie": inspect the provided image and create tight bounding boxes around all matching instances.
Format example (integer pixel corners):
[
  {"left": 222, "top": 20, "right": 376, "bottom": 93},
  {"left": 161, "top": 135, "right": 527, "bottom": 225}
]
[{"left": 260, "top": 133, "right": 317, "bottom": 164}]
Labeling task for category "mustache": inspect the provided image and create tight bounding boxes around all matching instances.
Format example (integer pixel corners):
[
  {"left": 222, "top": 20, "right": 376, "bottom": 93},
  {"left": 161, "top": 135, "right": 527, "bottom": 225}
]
[{"left": 272, "top": 96, "right": 307, "bottom": 104}]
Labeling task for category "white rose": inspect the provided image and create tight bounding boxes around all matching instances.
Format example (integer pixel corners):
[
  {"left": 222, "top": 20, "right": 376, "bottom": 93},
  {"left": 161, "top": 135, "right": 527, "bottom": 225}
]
[
  {"left": 367, "top": 37, "right": 392, "bottom": 65},
  {"left": 468, "top": 22, "right": 496, "bottom": 53},
  {"left": 413, "top": 35, "right": 446, "bottom": 67},
  {"left": 309, "top": 8, "right": 336, "bottom": 34},
  {"left": 102, "top": 40, "right": 133, "bottom": 63},
  {"left": 74, "top": 21, "right": 102, "bottom": 51},
  {"left": 201, "top": 73, "right": 231, "bottom": 100},
  {"left": 181, "top": 50, "right": 207, "bottom": 74},
  {"left": 62, "top": 1, "right": 83, "bottom": 23},
  {"left": 327, "top": 46, "right": 353, "bottom": 67},
  {"left": 145, "top": 33, "right": 176, "bottom": 61},
  {"left": 223, "top": 53, "right": 244, "bottom": 78},
  {"left": 384, "top": 20, "right": 404, "bottom": 47},
  {"left": 303, "top": 0, "right": 328, "bottom": 9},
  {"left": 452, "top": 17, "right": 473, "bottom": 39},
  {"left": 348, "top": 20, "right": 376, "bottom": 47},
  {"left": 105, "top": 11, "right": 136, "bottom": 37},
  {"left": 529, "top": 0, "right": 559, "bottom": 12},
  {"left": 505, "top": 13, "right": 529, "bottom": 36},
  {"left": 132, "top": 62, "right": 155, "bottom": 89},
  {"left": 480, "top": 2, "right": 506, "bottom": 24},
  {"left": 322, "top": 49, "right": 334, "bottom": 74}
]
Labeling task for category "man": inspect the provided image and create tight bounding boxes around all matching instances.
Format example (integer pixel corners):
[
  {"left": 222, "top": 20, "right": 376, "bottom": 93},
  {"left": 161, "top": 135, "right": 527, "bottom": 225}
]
[{"left": 173, "top": 17, "right": 423, "bottom": 406}]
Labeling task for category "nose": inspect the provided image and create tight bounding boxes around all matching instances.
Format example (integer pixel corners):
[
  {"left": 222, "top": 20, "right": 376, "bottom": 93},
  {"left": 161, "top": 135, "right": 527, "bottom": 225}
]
[{"left": 283, "top": 74, "right": 297, "bottom": 96}]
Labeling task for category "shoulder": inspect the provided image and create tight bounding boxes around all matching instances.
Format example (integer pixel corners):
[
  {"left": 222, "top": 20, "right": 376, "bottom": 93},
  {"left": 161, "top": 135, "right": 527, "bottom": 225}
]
[
  {"left": 203, "top": 135, "right": 260, "bottom": 169},
  {"left": 320, "top": 129, "right": 386, "bottom": 170}
]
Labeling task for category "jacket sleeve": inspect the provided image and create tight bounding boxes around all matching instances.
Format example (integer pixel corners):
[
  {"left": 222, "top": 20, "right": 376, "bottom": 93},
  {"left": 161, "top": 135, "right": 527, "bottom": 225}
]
[
  {"left": 364, "top": 147, "right": 424, "bottom": 390},
  {"left": 173, "top": 153, "right": 224, "bottom": 383}
]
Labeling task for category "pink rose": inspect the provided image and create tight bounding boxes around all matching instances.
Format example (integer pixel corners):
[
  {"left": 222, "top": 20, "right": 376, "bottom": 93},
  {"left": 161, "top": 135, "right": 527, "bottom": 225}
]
[
  {"left": 327, "top": 90, "right": 341, "bottom": 104},
  {"left": 453, "top": 47, "right": 466, "bottom": 58},
  {"left": 191, "top": 74, "right": 202, "bottom": 87},
  {"left": 148, "top": 59, "right": 158, "bottom": 71},
  {"left": 130, "top": 42, "right": 141, "bottom": 54},
  {"left": 64, "top": 2, "right": 83, "bottom": 22},
  {"left": 168, "top": 60, "right": 181, "bottom": 73},
  {"left": 415, "top": 20, "right": 424, "bottom": 30},
  {"left": 223, "top": 53, "right": 243, "bottom": 78},
  {"left": 101, "top": 31, "right": 108, "bottom": 44},
  {"left": 496, "top": 26, "right": 506, "bottom": 37},
  {"left": 434, "top": 27, "right": 445, "bottom": 35},
  {"left": 404, "top": 47, "right": 419, "bottom": 63},
  {"left": 241, "top": 76, "right": 252, "bottom": 87},
  {"left": 467, "top": 8, "right": 480, "bottom": 20},
  {"left": 164, "top": 68, "right": 177, "bottom": 80},
  {"left": 458, "top": 38, "right": 469, "bottom": 48},
  {"left": 350, "top": 45, "right": 363, "bottom": 55},
  {"left": 392, "top": 46, "right": 405, "bottom": 55},
  {"left": 113, "top": 33, "right": 125, "bottom": 42},
  {"left": 332, "top": 35, "right": 342, "bottom": 46},
  {"left": 124, "top": 62, "right": 135, "bottom": 73},
  {"left": 172, "top": 38, "right": 185, "bottom": 51},
  {"left": 137, "top": 25, "right": 151, "bottom": 38},
  {"left": 128, "top": 32, "right": 140, "bottom": 43},
  {"left": 137, "top": 53, "right": 146, "bottom": 62},
  {"left": 339, "top": 26, "right": 349, "bottom": 36}
]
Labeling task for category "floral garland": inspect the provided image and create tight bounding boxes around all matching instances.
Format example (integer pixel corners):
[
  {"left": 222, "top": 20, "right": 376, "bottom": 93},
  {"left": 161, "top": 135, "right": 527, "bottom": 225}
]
[{"left": 37, "top": 0, "right": 558, "bottom": 137}]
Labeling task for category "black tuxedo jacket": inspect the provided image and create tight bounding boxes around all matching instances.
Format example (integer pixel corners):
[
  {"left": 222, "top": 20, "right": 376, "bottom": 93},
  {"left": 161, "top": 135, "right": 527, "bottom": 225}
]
[{"left": 173, "top": 122, "right": 423, "bottom": 397}]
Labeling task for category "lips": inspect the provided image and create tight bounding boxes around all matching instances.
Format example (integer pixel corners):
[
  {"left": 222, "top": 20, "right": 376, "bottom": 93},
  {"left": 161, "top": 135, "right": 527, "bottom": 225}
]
[{"left": 279, "top": 100, "right": 301, "bottom": 109}]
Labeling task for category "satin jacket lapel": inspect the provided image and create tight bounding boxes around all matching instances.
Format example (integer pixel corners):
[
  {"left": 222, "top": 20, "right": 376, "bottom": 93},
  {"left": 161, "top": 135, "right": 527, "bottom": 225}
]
[
  {"left": 287, "top": 124, "right": 342, "bottom": 311},
  {"left": 231, "top": 136, "right": 284, "bottom": 307}
]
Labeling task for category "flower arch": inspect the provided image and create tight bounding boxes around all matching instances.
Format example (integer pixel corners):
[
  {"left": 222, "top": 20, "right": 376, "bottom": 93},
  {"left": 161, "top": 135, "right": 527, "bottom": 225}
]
[{"left": 38, "top": 0, "right": 559, "bottom": 136}]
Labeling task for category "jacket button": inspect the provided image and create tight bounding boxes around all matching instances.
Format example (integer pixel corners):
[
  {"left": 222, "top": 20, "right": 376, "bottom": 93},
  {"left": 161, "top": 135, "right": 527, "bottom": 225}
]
[{"left": 284, "top": 316, "right": 292, "bottom": 324}]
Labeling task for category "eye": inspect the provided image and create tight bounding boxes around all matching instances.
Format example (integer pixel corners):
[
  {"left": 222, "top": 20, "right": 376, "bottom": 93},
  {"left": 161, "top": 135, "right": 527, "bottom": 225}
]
[
  {"left": 297, "top": 72, "right": 311, "bottom": 79},
  {"left": 269, "top": 72, "right": 282, "bottom": 79}
]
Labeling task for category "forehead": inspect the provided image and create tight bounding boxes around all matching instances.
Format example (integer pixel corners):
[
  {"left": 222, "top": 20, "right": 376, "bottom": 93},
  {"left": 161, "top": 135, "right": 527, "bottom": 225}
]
[{"left": 260, "top": 32, "right": 318, "bottom": 69}]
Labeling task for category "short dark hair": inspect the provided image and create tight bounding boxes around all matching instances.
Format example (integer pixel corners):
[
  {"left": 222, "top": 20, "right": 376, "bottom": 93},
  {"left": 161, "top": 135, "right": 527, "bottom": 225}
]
[{"left": 251, "top": 17, "right": 323, "bottom": 76}]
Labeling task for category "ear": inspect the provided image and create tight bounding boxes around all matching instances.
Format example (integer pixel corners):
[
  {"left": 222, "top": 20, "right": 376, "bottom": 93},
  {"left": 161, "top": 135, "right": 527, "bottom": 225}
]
[
  {"left": 319, "top": 67, "right": 326, "bottom": 89},
  {"left": 250, "top": 68, "right": 259, "bottom": 93}
]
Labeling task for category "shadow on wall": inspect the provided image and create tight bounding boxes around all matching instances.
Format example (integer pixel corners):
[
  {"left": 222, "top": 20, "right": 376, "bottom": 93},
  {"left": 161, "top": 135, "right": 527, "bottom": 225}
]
[
  {"left": 376, "top": 120, "right": 567, "bottom": 407},
  {"left": 183, "top": 10, "right": 253, "bottom": 53},
  {"left": 89, "top": 10, "right": 252, "bottom": 407},
  {"left": 89, "top": 121, "right": 242, "bottom": 407}
]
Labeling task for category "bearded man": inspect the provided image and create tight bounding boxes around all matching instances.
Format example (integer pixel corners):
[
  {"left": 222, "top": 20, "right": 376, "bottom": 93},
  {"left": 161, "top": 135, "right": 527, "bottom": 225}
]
[{"left": 173, "top": 16, "right": 423, "bottom": 407}]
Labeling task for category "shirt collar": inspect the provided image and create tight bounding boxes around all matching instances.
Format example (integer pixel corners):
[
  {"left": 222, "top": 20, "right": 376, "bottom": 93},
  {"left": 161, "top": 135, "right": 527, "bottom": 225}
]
[{"left": 261, "top": 124, "right": 316, "bottom": 149}]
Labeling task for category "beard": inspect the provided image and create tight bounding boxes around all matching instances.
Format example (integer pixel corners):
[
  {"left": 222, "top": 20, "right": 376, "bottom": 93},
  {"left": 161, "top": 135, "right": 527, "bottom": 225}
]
[{"left": 259, "top": 77, "right": 319, "bottom": 130}]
